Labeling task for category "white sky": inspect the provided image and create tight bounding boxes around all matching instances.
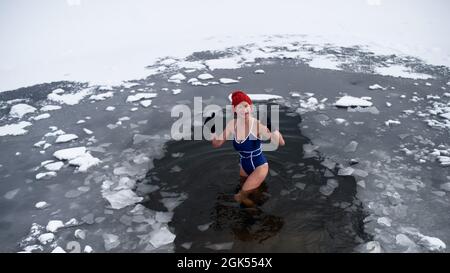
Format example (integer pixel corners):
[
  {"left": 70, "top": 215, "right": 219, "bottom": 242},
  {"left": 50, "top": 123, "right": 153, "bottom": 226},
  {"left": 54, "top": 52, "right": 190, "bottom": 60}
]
[{"left": 0, "top": 0, "right": 449, "bottom": 92}]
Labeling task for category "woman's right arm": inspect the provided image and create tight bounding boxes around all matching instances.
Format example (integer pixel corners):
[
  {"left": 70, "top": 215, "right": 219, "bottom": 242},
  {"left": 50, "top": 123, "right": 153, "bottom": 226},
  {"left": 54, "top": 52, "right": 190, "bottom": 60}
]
[{"left": 212, "top": 120, "right": 233, "bottom": 148}]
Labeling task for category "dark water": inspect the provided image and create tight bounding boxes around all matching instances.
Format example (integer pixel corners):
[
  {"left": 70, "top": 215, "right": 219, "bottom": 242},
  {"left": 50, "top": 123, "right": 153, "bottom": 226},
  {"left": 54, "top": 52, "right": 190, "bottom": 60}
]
[{"left": 139, "top": 105, "right": 369, "bottom": 252}]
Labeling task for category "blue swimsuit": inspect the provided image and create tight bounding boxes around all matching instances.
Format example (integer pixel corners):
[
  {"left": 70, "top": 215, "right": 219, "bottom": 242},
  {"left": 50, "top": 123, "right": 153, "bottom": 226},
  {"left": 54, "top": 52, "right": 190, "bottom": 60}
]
[{"left": 232, "top": 119, "right": 268, "bottom": 175}]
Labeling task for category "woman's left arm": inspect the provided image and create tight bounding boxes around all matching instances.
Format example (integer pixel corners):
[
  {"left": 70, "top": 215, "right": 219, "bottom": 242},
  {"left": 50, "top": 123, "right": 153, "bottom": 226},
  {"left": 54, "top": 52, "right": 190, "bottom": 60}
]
[{"left": 257, "top": 120, "right": 285, "bottom": 146}]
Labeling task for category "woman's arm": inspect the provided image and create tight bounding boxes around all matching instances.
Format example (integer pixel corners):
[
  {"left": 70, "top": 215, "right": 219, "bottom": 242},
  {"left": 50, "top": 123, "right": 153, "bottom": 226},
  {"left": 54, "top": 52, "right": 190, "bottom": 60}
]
[
  {"left": 211, "top": 119, "right": 233, "bottom": 148},
  {"left": 257, "top": 120, "right": 285, "bottom": 146}
]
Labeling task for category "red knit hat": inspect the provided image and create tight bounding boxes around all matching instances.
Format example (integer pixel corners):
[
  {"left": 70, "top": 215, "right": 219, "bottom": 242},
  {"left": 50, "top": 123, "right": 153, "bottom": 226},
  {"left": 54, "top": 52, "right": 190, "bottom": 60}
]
[{"left": 231, "top": 90, "right": 252, "bottom": 107}]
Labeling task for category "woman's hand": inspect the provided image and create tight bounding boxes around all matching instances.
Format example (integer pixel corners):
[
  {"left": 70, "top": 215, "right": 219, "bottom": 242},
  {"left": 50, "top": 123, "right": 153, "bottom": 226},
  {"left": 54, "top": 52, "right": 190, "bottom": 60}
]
[{"left": 272, "top": 130, "right": 286, "bottom": 146}]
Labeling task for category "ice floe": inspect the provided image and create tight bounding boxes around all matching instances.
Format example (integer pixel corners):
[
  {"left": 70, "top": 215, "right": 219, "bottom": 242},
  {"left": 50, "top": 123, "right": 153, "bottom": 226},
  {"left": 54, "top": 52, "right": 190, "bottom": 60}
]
[
  {"left": 205, "top": 57, "right": 241, "bottom": 70},
  {"left": 47, "top": 88, "right": 93, "bottom": 105},
  {"left": 35, "top": 201, "right": 49, "bottom": 209},
  {"left": 334, "top": 96, "right": 373, "bottom": 107},
  {"left": 30, "top": 113, "right": 51, "bottom": 121},
  {"left": 53, "top": 147, "right": 101, "bottom": 172},
  {"left": 103, "top": 189, "right": 143, "bottom": 210},
  {"left": 197, "top": 73, "right": 214, "bottom": 80},
  {"left": 0, "top": 121, "right": 33, "bottom": 136},
  {"left": 10, "top": 103, "right": 37, "bottom": 118},
  {"left": 40, "top": 105, "right": 61, "bottom": 112},
  {"left": 55, "top": 134, "right": 78, "bottom": 143},
  {"left": 126, "top": 93, "right": 157, "bottom": 103},
  {"left": 46, "top": 220, "right": 64, "bottom": 232},
  {"left": 89, "top": 91, "right": 114, "bottom": 101},
  {"left": 219, "top": 78, "right": 239, "bottom": 84}
]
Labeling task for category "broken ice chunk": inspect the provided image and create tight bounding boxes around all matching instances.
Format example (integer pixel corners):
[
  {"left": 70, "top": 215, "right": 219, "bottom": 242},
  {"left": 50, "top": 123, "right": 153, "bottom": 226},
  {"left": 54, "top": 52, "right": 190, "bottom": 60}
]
[
  {"left": 148, "top": 226, "right": 176, "bottom": 248},
  {"left": 103, "top": 189, "right": 143, "bottom": 210},
  {"left": 335, "top": 96, "right": 373, "bottom": 107},
  {"left": 103, "top": 233, "right": 120, "bottom": 251},
  {"left": 46, "top": 220, "right": 64, "bottom": 232}
]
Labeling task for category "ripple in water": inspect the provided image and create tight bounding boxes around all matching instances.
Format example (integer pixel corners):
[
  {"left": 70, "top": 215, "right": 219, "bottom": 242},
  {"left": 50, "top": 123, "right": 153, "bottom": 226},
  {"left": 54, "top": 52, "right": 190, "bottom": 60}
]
[{"left": 140, "top": 106, "right": 370, "bottom": 252}]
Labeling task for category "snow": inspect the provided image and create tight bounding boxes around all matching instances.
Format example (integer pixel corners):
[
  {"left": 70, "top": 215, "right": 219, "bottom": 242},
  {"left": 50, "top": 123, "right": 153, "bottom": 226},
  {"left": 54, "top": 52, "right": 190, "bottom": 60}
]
[
  {"left": 30, "top": 113, "right": 51, "bottom": 121},
  {"left": 40, "top": 105, "right": 61, "bottom": 112},
  {"left": 53, "top": 146, "right": 100, "bottom": 172},
  {"left": 369, "top": 84, "right": 385, "bottom": 90},
  {"left": 46, "top": 220, "right": 64, "bottom": 232},
  {"left": 55, "top": 134, "right": 79, "bottom": 143},
  {"left": 219, "top": 78, "right": 239, "bottom": 84},
  {"left": 205, "top": 57, "right": 241, "bottom": 70},
  {"left": 197, "top": 73, "right": 214, "bottom": 80},
  {"left": 105, "top": 106, "right": 116, "bottom": 111},
  {"left": 418, "top": 236, "right": 446, "bottom": 252},
  {"left": 10, "top": 103, "right": 37, "bottom": 118},
  {"left": 43, "top": 161, "right": 64, "bottom": 171},
  {"left": 0, "top": 121, "right": 33, "bottom": 136},
  {"left": 83, "top": 128, "right": 93, "bottom": 135},
  {"left": 308, "top": 55, "right": 342, "bottom": 70},
  {"left": 103, "top": 189, "right": 143, "bottom": 210},
  {"left": 53, "top": 147, "right": 87, "bottom": 161},
  {"left": 254, "top": 69, "right": 265, "bottom": 74},
  {"left": 51, "top": 246, "right": 66, "bottom": 253},
  {"left": 38, "top": 233, "right": 55, "bottom": 245},
  {"left": 36, "top": 171, "right": 57, "bottom": 180},
  {"left": 126, "top": 93, "right": 157, "bottom": 103},
  {"left": 35, "top": 201, "right": 49, "bottom": 209},
  {"left": 89, "top": 91, "right": 114, "bottom": 101},
  {"left": 168, "top": 73, "right": 186, "bottom": 82},
  {"left": 334, "top": 96, "right": 373, "bottom": 107},
  {"left": 172, "top": 89, "right": 182, "bottom": 95},
  {"left": 140, "top": 100, "right": 152, "bottom": 107},
  {"left": 47, "top": 88, "right": 93, "bottom": 105},
  {"left": 148, "top": 226, "right": 176, "bottom": 248},
  {"left": 227, "top": 93, "right": 283, "bottom": 102},
  {"left": 375, "top": 65, "right": 433, "bottom": 80}
]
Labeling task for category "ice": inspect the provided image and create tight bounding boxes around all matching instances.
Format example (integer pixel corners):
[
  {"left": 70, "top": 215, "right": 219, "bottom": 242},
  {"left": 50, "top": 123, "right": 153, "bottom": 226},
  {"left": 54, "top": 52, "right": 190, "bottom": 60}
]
[
  {"left": 338, "top": 167, "right": 354, "bottom": 176},
  {"left": 181, "top": 242, "right": 193, "bottom": 250},
  {"left": 65, "top": 218, "right": 79, "bottom": 226},
  {"left": 46, "top": 220, "right": 64, "bottom": 232},
  {"left": 105, "top": 106, "right": 115, "bottom": 111},
  {"left": 89, "top": 91, "right": 114, "bottom": 101},
  {"left": 319, "top": 179, "right": 339, "bottom": 196},
  {"left": 369, "top": 84, "right": 385, "bottom": 90},
  {"left": 205, "top": 242, "right": 234, "bottom": 251},
  {"left": 103, "top": 233, "right": 120, "bottom": 251},
  {"left": 375, "top": 65, "right": 433, "bottom": 80},
  {"left": 53, "top": 147, "right": 100, "bottom": 172},
  {"left": 31, "top": 113, "right": 51, "bottom": 121},
  {"left": 348, "top": 106, "right": 380, "bottom": 114},
  {"left": 205, "top": 57, "right": 241, "bottom": 70},
  {"left": 377, "top": 217, "right": 392, "bottom": 227},
  {"left": 10, "top": 103, "right": 37, "bottom": 118},
  {"left": 198, "top": 222, "right": 213, "bottom": 232},
  {"left": 35, "top": 201, "right": 49, "bottom": 209},
  {"left": 55, "top": 134, "right": 79, "bottom": 143},
  {"left": 74, "top": 229, "right": 86, "bottom": 240},
  {"left": 440, "top": 113, "right": 450, "bottom": 120},
  {"left": 418, "top": 236, "right": 446, "bottom": 252},
  {"left": 335, "top": 96, "right": 373, "bottom": 107},
  {"left": 38, "top": 233, "right": 55, "bottom": 245},
  {"left": 386, "top": 102, "right": 392, "bottom": 107},
  {"left": 344, "top": 141, "right": 358, "bottom": 152},
  {"left": 439, "top": 183, "right": 450, "bottom": 192},
  {"left": 36, "top": 171, "right": 57, "bottom": 180},
  {"left": 148, "top": 226, "right": 176, "bottom": 248},
  {"left": 51, "top": 246, "right": 66, "bottom": 253},
  {"left": 219, "top": 78, "right": 239, "bottom": 84},
  {"left": 321, "top": 158, "right": 336, "bottom": 170},
  {"left": 43, "top": 161, "right": 64, "bottom": 171},
  {"left": 308, "top": 55, "right": 341, "bottom": 70},
  {"left": 295, "top": 182, "right": 306, "bottom": 190},
  {"left": 126, "top": 93, "right": 157, "bottom": 103},
  {"left": 0, "top": 121, "right": 33, "bottom": 136},
  {"left": 155, "top": 211, "right": 174, "bottom": 223},
  {"left": 160, "top": 194, "right": 187, "bottom": 211},
  {"left": 254, "top": 69, "right": 265, "bottom": 74},
  {"left": 47, "top": 88, "right": 93, "bottom": 105},
  {"left": 53, "top": 147, "right": 87, "bottom": 160},
  {"left": 103, "top": 189, "right": 143, "bottom": 210},
  {"left": 168, "top": 73, "right": 186, "bottom": 83},
  {"left": 361, "top": 241, "right": 382, "bottom": 253},
  {"left": 4, "top": 188, "right": 19, "bottom": 200},
  {"left": 83, "top": 128, "right": 93, "bottom": 135},
  {"left": 334, "top": 118, "right": 347, "bottom": 125},
  {"left": 197, "top": 73, "right": 214, "bottom": 80},
  {"left": 172, "top": 89, "right": 182, "bottom": 95},
  {"left": 40, "top": 105, "right": 61, "bottom": 112},
  {"left": 83, "top": 246, "right": 93, "bottom": 253},
  {"left": 385, "top": 120, "right": 401, "bottom": 126}
]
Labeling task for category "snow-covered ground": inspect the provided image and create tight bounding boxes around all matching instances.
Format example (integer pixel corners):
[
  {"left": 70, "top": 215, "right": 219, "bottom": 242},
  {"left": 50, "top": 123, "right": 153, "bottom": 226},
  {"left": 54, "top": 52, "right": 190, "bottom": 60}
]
[{"left": 1, "top": 0, "right": 449, "bottom": 92}]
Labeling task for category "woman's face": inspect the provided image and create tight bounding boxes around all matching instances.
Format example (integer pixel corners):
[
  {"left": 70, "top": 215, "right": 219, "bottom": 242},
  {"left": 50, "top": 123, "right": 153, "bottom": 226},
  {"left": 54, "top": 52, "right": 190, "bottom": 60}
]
[{"left": 234, "top": 102, "right": 252, "bottom": 118}]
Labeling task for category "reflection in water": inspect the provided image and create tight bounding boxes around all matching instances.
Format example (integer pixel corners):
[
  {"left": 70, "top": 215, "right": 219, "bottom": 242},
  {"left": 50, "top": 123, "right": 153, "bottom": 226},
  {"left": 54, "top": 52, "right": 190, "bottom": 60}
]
[{"left": 139, "top": 106, "right": 369, "bottom": 252}]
